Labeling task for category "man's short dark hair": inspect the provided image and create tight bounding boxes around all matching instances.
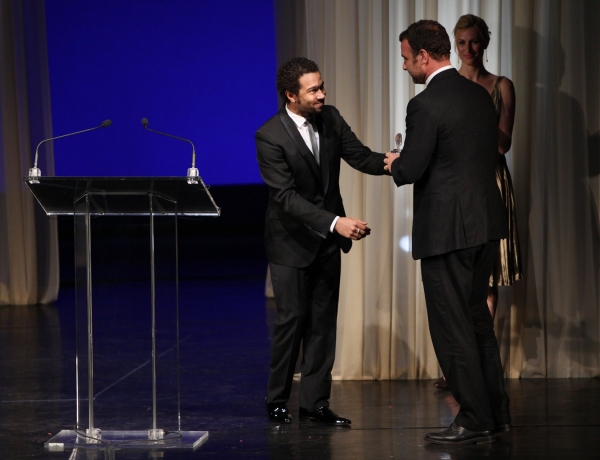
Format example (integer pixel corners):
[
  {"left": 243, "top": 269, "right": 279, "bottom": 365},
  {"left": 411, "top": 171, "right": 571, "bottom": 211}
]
[
  {"left": 276, "top": 57, "right": 320, "bottom": 101},
  {"left": 399, "top": 20, "right": 451, "bottom": 61}
]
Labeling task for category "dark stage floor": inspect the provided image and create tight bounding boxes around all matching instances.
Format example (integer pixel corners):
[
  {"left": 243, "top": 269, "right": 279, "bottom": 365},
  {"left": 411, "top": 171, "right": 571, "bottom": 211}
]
[{"left": 1, "top": 222, "right": 600, "bottom": 459}]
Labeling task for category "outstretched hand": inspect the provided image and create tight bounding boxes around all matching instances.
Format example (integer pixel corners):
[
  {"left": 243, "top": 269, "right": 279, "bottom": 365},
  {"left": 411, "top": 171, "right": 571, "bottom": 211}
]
[
  {"left": 335, "top": 217, "right": 371, "bottom": 240},
  {"left": 383, "top": 151, "right": 399, "bottom": 172}
]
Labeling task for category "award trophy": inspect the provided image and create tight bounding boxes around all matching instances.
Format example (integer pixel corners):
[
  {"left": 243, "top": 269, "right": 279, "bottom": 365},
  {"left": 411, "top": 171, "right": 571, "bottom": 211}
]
[{"left": 392, "top": 132, "right": 403, "bottom": 154}]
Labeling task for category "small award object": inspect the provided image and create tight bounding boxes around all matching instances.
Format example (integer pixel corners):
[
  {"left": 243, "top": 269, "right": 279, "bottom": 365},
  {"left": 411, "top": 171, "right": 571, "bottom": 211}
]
[{"left": 392, "top": 133, "right": 403, "bottom": 154}]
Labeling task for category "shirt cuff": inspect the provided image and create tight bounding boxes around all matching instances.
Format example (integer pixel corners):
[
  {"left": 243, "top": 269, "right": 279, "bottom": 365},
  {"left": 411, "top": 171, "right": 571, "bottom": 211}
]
[{"left": 330, "top": 216, "right": 340, "bottom": 233}]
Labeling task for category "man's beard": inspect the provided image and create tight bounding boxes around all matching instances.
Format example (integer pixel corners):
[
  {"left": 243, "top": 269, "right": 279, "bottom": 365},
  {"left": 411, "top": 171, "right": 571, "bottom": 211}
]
[{"left": 411, "top": 71, "right": 426, "bottom": 85}]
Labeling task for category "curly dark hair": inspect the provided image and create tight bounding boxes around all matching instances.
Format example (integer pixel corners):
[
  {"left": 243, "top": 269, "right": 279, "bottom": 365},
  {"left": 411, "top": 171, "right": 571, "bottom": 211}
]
[
  {"left": 276, "top": 57, "right": 320, "bottom": 101},
  {"left": 399, "top": 20, "right": 451, "bottom": 61}
]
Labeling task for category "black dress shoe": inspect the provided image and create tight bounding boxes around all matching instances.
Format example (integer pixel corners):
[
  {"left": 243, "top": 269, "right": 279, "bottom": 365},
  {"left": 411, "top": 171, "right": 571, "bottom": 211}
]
[
  {"left": 433, "top": 377, "right": 448, "bottom": 390},
  {"left": 266, "top": 398, "right": 292, "bottom": 424},
  {"left": 425, "top": 423, "right": 497, "bottom": 444},
  {"left": 495, "top": 423, "right": 512, "bottom": 433},
  {"left": 299, "top": 406, "right": 351, "bottom": 426}
]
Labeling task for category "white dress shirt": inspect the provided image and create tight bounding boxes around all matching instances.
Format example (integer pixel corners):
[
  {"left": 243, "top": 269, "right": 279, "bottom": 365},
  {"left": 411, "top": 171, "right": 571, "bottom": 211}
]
[
  {"left": 425, "top": 65, "right": 454, "bottom": 87},
  {"left": 285, "top": 105, "right": 320, "bottom": 155},
  {"left": 285, "top": 105, "right": 339, "bottom": 233}
]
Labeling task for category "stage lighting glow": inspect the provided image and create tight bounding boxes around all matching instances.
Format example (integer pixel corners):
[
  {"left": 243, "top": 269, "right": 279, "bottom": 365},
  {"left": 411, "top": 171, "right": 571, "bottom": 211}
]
[{"left": 399, "top": 235, "right": 411, "bottom": 253}]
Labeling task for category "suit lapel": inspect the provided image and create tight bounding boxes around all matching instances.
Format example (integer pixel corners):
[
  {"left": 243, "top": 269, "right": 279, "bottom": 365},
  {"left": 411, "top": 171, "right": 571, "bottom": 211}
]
[{"left": 278, "top": 108, "right": 322, "bottom": 185}]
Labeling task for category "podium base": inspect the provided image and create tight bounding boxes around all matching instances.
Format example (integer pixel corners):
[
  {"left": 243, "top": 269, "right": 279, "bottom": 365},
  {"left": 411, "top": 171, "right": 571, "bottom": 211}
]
[{"left": 45, "top": 429, "right": 209, "bottom": 451}]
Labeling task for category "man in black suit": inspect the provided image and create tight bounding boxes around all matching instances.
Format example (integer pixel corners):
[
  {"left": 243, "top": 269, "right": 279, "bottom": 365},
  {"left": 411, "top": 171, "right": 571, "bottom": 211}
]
[
  {"left": 384, "top": 20, "right": 511, "bottom": 444},
  {"left": 256, "top": 57, "right": 388, "bottom": 426}
]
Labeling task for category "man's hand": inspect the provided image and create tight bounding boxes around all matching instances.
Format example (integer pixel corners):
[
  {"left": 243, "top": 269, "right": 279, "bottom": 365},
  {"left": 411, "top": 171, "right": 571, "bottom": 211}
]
[
  {"left": 384, "top": 151, "right": 399, "bottom": 172},
  {"left": 335, "top": 217, "right": 371, "bottom": 240}
]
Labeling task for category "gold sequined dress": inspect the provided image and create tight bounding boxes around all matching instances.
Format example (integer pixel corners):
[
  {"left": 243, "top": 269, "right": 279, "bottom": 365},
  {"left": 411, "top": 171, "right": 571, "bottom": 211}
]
[{"left": 490, "top": 77, "right": 523, "bottom": 285}]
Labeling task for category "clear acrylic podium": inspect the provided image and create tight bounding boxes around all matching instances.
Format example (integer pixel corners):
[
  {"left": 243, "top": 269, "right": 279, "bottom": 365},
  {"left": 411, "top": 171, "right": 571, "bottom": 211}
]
[{"left": 25, "top": 177, "right": 220, "bottom": 451}]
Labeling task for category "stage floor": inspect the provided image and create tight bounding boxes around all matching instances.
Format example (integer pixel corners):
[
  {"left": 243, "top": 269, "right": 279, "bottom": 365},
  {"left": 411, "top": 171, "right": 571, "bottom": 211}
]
[{"left": 1, "top": 233, "right": 599, "bottom": 459}]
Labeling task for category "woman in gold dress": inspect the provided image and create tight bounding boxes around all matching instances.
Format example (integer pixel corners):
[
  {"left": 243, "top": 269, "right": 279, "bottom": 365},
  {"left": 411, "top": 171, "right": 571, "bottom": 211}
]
[{"left": 434, "top": 14, "right": 523, "bottom": 390}]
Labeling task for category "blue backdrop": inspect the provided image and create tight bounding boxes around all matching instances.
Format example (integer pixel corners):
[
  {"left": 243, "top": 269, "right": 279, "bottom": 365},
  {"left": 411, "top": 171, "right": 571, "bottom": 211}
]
[{"left": 45, "top": 0, "right": 277, "bottom": 185}]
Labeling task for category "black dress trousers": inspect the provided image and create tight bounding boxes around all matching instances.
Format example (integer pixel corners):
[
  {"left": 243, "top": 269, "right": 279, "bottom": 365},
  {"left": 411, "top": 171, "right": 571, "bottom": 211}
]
[
  {"left": 267, "top": 236, "right": 341, "bottom": 410},
  {"left": 420, "top": 240, "right": 511, "bottom": 432}
]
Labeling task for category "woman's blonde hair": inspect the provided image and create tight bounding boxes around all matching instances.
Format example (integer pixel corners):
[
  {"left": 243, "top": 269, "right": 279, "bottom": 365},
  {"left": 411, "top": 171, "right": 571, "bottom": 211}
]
[{"left": 453, "top": 14, "right": 491, "bottom": 49}]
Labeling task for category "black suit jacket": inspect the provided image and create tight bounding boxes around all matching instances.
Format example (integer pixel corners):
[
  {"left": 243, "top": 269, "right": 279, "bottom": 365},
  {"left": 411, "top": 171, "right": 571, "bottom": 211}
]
[
  {"left": 256, "top": 104, "right": 387, "bottom": 268},
  {"left": 391, "top": 68, "right": 507, "bottom": 260}
]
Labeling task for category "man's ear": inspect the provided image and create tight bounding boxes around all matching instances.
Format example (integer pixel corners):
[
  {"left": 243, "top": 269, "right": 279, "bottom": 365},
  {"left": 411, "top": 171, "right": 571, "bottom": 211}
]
[
  {"left": 285, "top": 90, "right": 297, "bottom": 104},
  {"left": 419, "top": 49, "right": 428, "bottom": 65}
]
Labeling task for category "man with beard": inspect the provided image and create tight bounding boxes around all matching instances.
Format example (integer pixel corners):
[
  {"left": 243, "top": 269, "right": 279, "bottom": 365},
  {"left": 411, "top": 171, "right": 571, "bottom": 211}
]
[
  {"left": 384, "top": 20, "right": 511, "bottom": 444},
  {"left": 256, "top": 57, "right": 388, "bottom": 426}
]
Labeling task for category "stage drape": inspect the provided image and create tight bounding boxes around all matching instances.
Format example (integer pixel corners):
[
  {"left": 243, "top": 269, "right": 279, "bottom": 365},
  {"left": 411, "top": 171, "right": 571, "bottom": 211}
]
[
  {"left": 274, "top": 0, "right": 600, "bottom": 379},
  {"left": 0, "top": 0, "right": 59, "bottom": 306}
]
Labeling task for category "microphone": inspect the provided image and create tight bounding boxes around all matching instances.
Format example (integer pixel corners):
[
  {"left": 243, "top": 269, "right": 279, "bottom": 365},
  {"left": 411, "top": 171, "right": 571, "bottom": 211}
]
[
  {"left": 28, "top": 119, "right": 112, "bottom": 183},
  {"left": 141, "top": 118, "right": 199, "bottom": 184}
]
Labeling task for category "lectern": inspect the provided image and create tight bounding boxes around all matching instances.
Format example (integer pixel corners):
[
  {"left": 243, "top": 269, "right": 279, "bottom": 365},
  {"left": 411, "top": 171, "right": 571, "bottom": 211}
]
[{"left": 26, "top": 177, "right": 220, "bottom": 451}]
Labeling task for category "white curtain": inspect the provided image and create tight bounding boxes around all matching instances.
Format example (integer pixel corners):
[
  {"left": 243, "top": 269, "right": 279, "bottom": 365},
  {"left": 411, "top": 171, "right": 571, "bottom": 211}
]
[
  {"left": 0, "top": 0, "right": 59, "bottom": 306},
  {"left": 275, "top": 0, "right": 600, "bottom": 379}
]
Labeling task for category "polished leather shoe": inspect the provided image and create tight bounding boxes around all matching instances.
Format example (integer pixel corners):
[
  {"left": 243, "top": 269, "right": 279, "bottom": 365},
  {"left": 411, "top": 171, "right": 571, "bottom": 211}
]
[
  {"left": 299, "top": 406, "right": 351, "bottom": 426},
  {"left": 433, "top": 377, "right": 448, "bottom": 390},
  {"left": 495, "top": 423, "right": 512, "bottom": 433},
  {"left": 425, "top": 423, "right": 497, "bottom": 444},
  {"left": 266, "top": 398, "right": 292, "bottom": 424}
]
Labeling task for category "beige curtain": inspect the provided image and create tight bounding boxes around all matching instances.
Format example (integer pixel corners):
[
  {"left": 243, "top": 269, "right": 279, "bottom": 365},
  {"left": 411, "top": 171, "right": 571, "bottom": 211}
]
[
  {"left": 275, "top": 0, "right": 600, "bottom": 379},
  {"left": 0, "top": 0, "right": 59, "bottom": 306},
  {"left": 511, "top": 0, "right": 600, "bottom": 377}
]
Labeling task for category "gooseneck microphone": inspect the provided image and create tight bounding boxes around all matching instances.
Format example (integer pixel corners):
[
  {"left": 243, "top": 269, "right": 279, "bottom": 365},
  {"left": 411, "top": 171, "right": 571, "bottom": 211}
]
[
  {"left": 141, "top": 118, "right": 199, "bottom": 184},
  {"left": 28, "top": 119, "right": 112, "bottom": 183}
]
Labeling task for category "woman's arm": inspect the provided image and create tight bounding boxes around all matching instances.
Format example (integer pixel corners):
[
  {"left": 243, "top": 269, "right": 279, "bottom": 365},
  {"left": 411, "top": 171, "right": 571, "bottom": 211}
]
[{"left": 498, "top": 77, "right": 516, "bottom": 154}]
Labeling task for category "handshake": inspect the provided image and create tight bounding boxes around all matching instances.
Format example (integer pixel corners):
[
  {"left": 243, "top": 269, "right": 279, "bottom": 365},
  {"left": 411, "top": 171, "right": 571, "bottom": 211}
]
[{"left": 338, "top": 133, "right": 404, "bottom": 238}]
